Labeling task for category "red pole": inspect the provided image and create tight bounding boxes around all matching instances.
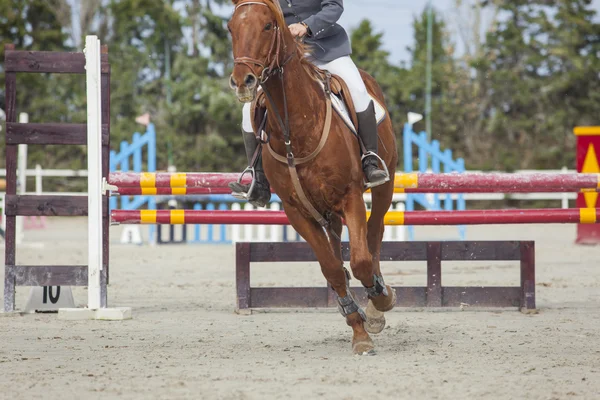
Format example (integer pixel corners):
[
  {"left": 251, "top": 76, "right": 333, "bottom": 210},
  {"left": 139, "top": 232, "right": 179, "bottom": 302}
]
[
  {"left": 403, "top": 209, "right": 589, "bottom": 225},
  {"left": 108, "top": 172, "right": 247, "bottom": 188},
  {"left": 411, "top": 173, "right": 599, "bottom": 191},
  {"left": 108, "top": 171, "right": 600, "bottom": 192},
  {"left": 110, "top": 208, "right": 599, "bottom": 226},
  {"left": 115, "top": 187, "right": 234, "bottom": 195},
  {"left": 111, "top": 210, "right": 290, "bottom": 225},
  {"left": 113, "top": 186, "right": 594, "bottom": 196}
]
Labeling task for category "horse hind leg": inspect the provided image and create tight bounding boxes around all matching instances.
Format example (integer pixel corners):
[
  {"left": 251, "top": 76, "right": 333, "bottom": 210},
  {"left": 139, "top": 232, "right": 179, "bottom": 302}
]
[
  {"left": 284, "top": 204, "right": 374, "bottom": 355},
  {"left": 364, "top": 260, "right": 396, "bottom": 334}
]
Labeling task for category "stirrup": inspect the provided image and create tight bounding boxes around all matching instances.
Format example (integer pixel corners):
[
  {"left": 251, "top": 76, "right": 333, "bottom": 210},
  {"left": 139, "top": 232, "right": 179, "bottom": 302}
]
[
  {"left": 361, "top": 151, "right": 391, "bottom": 189},
  {"left": 230, "top": 166, "right": 256, "bottom": 200}
]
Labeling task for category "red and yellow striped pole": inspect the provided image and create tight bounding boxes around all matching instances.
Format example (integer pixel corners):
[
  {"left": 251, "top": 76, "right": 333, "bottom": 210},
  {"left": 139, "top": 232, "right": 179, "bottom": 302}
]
[
  {"left": 574, "top": 126, "right": 600, "bottom": 244},
  {"left": 108, "top": 172, "right": 600, "bottom": 193},
  {"left": 111, "top": 208, "right": 600, "bottom": 226}
]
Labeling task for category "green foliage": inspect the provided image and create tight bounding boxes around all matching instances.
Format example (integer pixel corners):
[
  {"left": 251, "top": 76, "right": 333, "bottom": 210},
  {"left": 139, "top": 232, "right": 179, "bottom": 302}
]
[{"left": 350, "top": 20, "right": 409, "bottom": 146}]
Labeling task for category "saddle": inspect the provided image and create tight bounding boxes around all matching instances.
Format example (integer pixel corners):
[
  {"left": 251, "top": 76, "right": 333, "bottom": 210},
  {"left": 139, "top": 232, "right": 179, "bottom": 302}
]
[{"left": 250, "top": 67, "right": 359, "bottom": 140}]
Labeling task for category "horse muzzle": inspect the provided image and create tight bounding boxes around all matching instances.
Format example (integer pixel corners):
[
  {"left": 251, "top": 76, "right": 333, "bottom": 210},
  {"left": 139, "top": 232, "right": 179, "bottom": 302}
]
[{"left": 230, "top": 73, "right": 258, "bottom": 103}]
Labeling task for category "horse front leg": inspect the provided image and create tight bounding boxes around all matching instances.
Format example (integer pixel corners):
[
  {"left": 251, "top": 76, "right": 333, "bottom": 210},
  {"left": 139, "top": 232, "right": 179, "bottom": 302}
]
[
  {"left": 283, "top": 203, "right": 374, "bottom": 355},
  {"left": 343, "top": 189, "right": 395, "bottom": 335}
]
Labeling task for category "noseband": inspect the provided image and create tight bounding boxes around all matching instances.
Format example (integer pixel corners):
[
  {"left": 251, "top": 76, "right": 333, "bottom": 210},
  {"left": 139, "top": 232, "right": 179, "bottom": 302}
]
[{"left": 233, "top": 1, "right": 295, "bottom": 83}]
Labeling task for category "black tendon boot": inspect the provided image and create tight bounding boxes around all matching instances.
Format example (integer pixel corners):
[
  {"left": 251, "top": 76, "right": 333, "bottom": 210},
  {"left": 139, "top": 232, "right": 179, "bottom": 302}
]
[
  {"left": 228, "top": 129, "right": 271, "bottom": 208},
  {"left": 356, "top": 101, "right": 390, "bottom": 188}
]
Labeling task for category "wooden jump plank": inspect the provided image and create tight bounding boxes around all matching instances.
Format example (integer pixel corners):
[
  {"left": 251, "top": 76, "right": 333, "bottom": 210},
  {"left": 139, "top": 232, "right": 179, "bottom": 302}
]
[
  {"left": 250, "top": 287, "right": 428, "bottom": 308},
  {"left": 520, "top": 242, "right": 536, "bottom": 310},
  {"left": 247, "top": 241, "right": 526, "bottom": 263},
  {"left": 6, "top": 265, "right": 88, "bottom": 286},
  {"left": 237, "top": 241, "right": 536, "bottom": 311},
  {"left": 248, "top": 286, "right": 522, "bottom": 309},
  {"left": 441, "top": 241, "right": 523, "bottom": 260},
  {"left": 101, "top": 44, "right": 111, "bottom": 296},
  {"left": 443, "top": 287, "right": 522, "bottom": 308},
  {"left": 4, "top": 195, "right": 107, "bottom": 217},
  {"left": 4, "top": 69, "right": 18, "bottom": 312},
  {"left": 4, "top": 49, "right": 109, "bottom": 74},
  {"left": 248, "top": 242, "right": 429, "bottom": 263},
  {"left": 427, "top": 242, "right": 443, "bottom": 307},
  {"left": 3, "top": 43, "right": 112, "bottom": 311},
  {"left": 6, "top": 123, "right": 109, "bottom": 145}
]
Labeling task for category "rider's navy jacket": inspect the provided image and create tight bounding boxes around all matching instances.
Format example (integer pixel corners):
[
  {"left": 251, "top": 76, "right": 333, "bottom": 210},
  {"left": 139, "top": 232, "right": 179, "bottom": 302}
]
[{"left": 279, "top": 0, "right": 351, "bottom": 62}]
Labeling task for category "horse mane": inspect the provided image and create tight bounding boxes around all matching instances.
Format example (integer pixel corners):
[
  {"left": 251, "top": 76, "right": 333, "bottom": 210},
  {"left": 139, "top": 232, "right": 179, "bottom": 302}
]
[{"left": 261, "top": 0, "right": 322, "bottom": 80}]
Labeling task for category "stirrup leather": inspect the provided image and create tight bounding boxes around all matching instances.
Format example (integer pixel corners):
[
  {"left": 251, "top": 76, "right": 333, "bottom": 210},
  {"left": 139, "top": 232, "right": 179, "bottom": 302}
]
[{"left": 361, "top": 151, "right": 391, "bottom": 189}]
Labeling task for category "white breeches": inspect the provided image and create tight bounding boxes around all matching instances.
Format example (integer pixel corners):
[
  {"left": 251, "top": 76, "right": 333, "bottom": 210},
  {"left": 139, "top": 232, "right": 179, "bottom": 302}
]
[
  {"left": 242, "top": 55, "right": 370, "bottom": 133},
  {"left": 312, "top": 56, "right": 371, "bottom": 112}
]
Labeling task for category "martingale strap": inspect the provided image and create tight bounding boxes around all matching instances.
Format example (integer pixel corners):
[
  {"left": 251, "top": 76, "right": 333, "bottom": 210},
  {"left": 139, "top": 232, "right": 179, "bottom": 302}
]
[
  {"left": 266, "top": 96, "right": 332, "bottom": 165},
  {"left": 261, "top": 72, "right": 334, "bottom": 229},
  {"left": 233, "top": 0, "right": 334, "bottom": 233}
]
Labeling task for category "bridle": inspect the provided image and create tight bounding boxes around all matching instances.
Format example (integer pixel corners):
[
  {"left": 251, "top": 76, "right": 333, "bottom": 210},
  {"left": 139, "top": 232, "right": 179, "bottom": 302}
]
[
  {"left": 231, "top": 0, "right": 335, "bottom": 234},
  {"left": 232, "top": 1, "right": 295, "bottom": 84}
]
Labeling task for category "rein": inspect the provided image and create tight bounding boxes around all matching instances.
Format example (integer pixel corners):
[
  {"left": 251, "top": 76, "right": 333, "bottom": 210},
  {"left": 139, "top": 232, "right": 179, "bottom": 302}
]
[{"left": 232, "top": 0, "right": 334, "bottom": 231}]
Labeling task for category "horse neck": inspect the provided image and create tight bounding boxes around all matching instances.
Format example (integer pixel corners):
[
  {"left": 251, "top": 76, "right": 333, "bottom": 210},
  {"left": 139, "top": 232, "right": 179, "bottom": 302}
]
[{"left": 262, "top": 56, "right": 325, "bottom": 155}]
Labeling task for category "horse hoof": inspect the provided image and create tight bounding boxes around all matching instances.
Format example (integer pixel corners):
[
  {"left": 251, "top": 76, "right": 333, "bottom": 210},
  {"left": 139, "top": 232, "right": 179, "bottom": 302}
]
[
  {"left": 365, "top": 299, "right": 386, "bottom": 334},
  {"left": 372, "top": 285, "right": 396, "bottom": 312},
  {"left": 352, "top": 338, "right": 375, "bottom": 356}
]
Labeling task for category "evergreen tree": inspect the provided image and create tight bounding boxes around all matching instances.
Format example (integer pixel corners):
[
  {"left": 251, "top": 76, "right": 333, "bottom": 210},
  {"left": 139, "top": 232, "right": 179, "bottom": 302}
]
[
  {"left": 349, "top": 20, "right": 409, "bottom": 141},
  {"left": 543, "top": 0, "right": 600, "bottom": 168}
]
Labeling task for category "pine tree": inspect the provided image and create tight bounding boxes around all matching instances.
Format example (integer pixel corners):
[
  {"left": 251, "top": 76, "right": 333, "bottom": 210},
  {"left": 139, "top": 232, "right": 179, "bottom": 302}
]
[{"left": 349, "top": 20, "right": 409, "bottom": 140}]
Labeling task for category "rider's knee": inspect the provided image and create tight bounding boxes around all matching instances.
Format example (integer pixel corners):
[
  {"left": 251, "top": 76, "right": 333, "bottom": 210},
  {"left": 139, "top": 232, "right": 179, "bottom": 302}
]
[{"left": 353, "top": 88, "right": 371, "bottom": 113}]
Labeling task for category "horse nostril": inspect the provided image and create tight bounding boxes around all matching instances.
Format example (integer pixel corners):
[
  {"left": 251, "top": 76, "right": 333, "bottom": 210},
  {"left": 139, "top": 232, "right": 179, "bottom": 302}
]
[
  {"left": 244, "top": 74, "right": 257, "bottom": 87},
  {"left": 229, "top": 75, "right": 237, "bottom": 89}
]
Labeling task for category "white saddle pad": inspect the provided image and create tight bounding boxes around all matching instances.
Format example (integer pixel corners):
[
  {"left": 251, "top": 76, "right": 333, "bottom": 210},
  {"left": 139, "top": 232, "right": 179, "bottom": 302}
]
[
  {"left": 329, "top": 92, "right": 387, "bottom": 135},
  {"left": 250, "top": 86, "right": 387, "bottom": 137}
]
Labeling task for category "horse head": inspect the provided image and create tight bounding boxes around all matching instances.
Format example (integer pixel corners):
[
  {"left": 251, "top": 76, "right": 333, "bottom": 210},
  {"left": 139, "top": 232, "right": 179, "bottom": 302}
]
[{"left": 228, "top": 0, "right": 294, "bottom": 102}]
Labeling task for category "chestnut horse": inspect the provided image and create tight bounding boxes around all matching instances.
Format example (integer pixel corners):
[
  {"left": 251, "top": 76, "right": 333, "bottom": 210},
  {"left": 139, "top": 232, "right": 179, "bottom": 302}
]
[{"left": 228, "top": 0, "right": 398, "bottom": 355}]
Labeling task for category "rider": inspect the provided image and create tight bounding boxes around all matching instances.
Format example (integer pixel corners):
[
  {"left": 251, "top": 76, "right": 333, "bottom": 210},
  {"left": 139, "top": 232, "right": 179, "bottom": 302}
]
[{"left": 229, "top": 0, "right": 390, "bottom": 207}]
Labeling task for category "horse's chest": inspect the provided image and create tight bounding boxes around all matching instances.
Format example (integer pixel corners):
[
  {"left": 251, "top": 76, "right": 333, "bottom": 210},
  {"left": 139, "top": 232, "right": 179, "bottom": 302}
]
[{"left": 268, "top": 164, "right": 349, "bottom": 213}]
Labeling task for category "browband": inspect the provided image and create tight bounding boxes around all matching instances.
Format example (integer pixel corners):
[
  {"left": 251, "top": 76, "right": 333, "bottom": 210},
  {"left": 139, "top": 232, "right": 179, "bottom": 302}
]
[{"left": 235, "top": 1, "right": 268, "bottom": 10}]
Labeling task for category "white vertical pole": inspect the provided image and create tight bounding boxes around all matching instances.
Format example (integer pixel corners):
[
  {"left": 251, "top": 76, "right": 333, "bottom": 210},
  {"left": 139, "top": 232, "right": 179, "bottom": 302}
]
[
  {"left": 561, "top": 166, "right": 569, "bottom": 209},
  {"left": 383, "top": 203, "right": 393, "bottom": 242},
  {"left": 269, "top": 202, "right": 281, "bottom": 241},
  {"left": 85, "top": 35, "right": 102, "bottom": 310},
  {"left": 244, "top": 203, "right": 253, "bottom": 242},
  {"left": 395, "top": 202, "right": 406, "bottom": 241},
  {"left": 35, "top": 164, "right": 42, "bottom": 194},
  {"left": 257, "top": 206, "right": 266, "bottom": 241},
  {"left": 231, "top": 203, "right": 241, "bottom": 243},
  {"left": 17, "top": 114, "right": 28, "bottom": 193},
  {"left": 16, "top": 113, "right": 28, "bottom": 245}
]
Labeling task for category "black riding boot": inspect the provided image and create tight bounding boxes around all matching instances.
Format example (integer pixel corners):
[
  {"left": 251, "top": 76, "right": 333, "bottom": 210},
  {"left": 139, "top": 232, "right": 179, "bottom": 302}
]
[
  {"left": 228, "top": 129, "right": 271, "bottom": 208},
  {"left": 357, "top": 101, "right": 390, "bottom": 188}
]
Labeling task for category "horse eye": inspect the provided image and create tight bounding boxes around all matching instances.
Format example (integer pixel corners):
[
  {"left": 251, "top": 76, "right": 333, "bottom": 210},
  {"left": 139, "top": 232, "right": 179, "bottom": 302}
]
[{"left": 265, "top": 23, "right": 272, "bottom": 31}]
